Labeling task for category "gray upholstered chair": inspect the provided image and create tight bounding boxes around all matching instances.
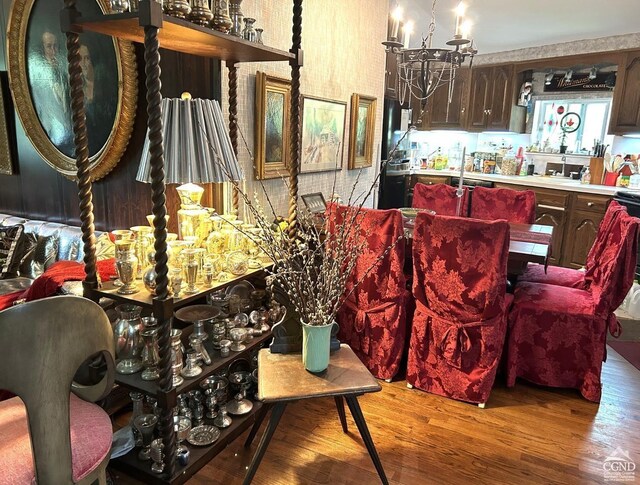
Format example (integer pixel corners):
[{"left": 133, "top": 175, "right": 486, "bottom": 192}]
[{"left": 0, "top": 296, "right": 115, "bottom": 485}]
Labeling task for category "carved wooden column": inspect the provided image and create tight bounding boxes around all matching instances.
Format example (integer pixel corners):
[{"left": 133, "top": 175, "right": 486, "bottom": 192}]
[
  {"left": 288, "top": 0, "right": 303, "bottom": 238},
  {"left": 228, "top": 61, "right": 240, "bottom": 213}
]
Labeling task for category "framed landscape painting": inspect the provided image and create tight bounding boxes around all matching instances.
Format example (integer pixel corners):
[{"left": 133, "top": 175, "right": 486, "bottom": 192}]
[
  {"left": 300, "top": 95, "right": 346, "bottom": 173},
  {"left": 255, "top": 72, "right": 291, "bottom": 180},
  {"left": 348, "top": 93, "right": 376, "bottom": 169}
]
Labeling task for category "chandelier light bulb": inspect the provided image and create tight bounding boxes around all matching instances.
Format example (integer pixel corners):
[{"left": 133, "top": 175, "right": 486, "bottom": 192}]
[
  {"left": 461, "top": 20, "right": 472, "bottom": 40},
  {"left": 390, "top": 6, "right": 403, "bottom": 40},
  {"left": 403, "top": 20, "right": 415, "bottom": 49},
  {"left": 454, "top": 2, "right": 466, "bottom": 36}
]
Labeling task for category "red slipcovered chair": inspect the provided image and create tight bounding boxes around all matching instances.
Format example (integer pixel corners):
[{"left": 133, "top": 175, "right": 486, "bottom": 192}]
[
  {"left": 519, "top": 201, "right": 627, "bottom": 289},
  {"left": 506, "top": 211, "right": 639, "bottom": 402},
  {"left": 470, "top": 186, "right": 536, "bottom": 224},
  {"left": 328, "top": 205, "right": 410, "bottom": 381},
  {"left": 406, "top": 212, "right": 512, "bottom": 405},
  {"left": 412, "top": 183, "right": 469, "bottom": 216}
]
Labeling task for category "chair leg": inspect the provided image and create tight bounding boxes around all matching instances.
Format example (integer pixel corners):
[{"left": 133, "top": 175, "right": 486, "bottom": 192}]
[
  {"left": 384, "top": 378, "right": 392, "bottom": 383},
  {"left": 406, "top": 383, "right": 413, "bottom": 389},
  {"left": 478, "top": 402, "right": 486, "bottom": 409},
  {"left": 335, "top": 396, "right": 348, "bottom": 433}
]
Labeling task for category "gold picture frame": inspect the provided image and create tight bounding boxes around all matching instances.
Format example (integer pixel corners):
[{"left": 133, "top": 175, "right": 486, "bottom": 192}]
[
  {"left": 7, "top": 0, "right": 137, "bottom": 181},
  {"left": 300, "top": 95, "right": 346, "bottom": 173},
  {"left": 0, "top": 72, "right": 15, "bottom": 175},
  {"left": 348, "top": 94, "right": 377, "bottom": 170},
  {"left": 255, "top": 71, "right": 291, "bottom": 180}
]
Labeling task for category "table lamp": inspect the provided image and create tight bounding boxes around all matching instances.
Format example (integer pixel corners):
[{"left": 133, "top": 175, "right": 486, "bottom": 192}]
[{"left": 137, "top": 94, "right": 243, "bottom": 245}]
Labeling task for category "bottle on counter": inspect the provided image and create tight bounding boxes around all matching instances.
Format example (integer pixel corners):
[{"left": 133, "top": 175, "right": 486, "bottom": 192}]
[{"left": 581, "top": 166, "right": 591, "bottom": 184}]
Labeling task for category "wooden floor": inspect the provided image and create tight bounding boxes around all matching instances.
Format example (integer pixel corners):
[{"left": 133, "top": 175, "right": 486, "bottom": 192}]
[{"left": 112, "top": 347, "right": 640, "bottom": 485}]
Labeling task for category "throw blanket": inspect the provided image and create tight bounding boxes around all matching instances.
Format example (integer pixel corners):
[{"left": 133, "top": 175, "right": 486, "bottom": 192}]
[{"left": 0, "top": 259, "right": 116, "bottom": 311}]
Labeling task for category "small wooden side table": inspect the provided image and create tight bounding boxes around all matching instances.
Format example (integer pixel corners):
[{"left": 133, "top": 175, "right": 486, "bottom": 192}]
[{"left": 242, "top": 344, "right": 387, "bottom": 484}]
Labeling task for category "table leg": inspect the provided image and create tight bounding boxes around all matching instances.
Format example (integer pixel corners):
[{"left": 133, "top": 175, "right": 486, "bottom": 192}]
[
  {"left": 345, "top": 395, "right": 389, "bottom": 485},
  {"left": 244, "top": 403, "right": 272, "bottom": 448},
  {"left": 335, "top": 396, "right": 348, "bottom": 433},
  {"left": 242, "top": 402, "right": 287, "bottom": 485}
]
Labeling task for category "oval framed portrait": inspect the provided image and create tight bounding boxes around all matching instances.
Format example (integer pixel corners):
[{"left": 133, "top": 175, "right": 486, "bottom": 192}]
[{"left": 7, "top": 0, "right": 137, "bottom": 181}]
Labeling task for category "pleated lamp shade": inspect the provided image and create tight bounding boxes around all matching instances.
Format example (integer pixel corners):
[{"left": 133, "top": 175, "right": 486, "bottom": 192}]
[{"left": 136, "top": 96, "right": 243, "bottom": 184}]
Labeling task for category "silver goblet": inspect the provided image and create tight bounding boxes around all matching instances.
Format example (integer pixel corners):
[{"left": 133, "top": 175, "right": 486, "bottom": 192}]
[{"left": 133, "top": 414, "right": 158, "bottom": 461}]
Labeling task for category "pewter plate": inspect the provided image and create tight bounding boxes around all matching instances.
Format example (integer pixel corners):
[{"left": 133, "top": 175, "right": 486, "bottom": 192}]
[
  {"left": 187, "top": 425, "right": 221, "bottom": 446},
  {"left": 225, "top": 280, "right": 256, "bottom": 300}
]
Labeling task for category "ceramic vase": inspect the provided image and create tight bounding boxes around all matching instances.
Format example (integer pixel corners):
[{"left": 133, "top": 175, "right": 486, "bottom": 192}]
[{"left": 302, "top": 321, "right": 333, "bottom": 373}]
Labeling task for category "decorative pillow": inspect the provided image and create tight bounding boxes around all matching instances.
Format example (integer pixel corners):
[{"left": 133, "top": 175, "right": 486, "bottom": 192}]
[
  {"left": 95, "top": 233, "right": 115, "bottom": 261},
  {"left": 19, "top": 234, "right": 59, "bottom": 279},
  {"left": 0, "top": 225, "right": 24, "bottom": 279}
]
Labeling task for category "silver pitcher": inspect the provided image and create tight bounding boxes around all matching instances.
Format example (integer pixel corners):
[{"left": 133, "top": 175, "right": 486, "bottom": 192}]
[{"left": 113, "top": 304, "right": 144, "bottom": 374}]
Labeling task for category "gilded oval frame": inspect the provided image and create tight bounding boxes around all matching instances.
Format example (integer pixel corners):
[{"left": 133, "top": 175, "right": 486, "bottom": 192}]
[{"left": 7, "top": 0, "right": 137, "bottom": 181}]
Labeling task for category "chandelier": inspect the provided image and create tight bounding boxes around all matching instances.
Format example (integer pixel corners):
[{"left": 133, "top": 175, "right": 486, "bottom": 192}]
[{"left": 383, "top": 1, "right": 477, "bottom": 121}]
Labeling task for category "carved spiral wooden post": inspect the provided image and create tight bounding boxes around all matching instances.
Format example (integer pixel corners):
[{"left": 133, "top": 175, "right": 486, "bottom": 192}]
[
  {"left": 228, "top": 62, "right": 240, "bottom": 213},
  {"left": 63, "top": 0, "right": 97, "bottom": 292},
  {"left": 288, "top": 0, "right": 303, "bottom": 238},
  {"left": 143, "top": 25, "right": 175, "bottom": 477}
]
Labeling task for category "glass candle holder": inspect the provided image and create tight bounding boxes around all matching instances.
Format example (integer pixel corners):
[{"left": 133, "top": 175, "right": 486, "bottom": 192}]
[
  {"left": 182, "top": 248, "right": 200, "bottom": 294},
  {"left": 115, "top": 239, "right": 139, "bottom": 295}
]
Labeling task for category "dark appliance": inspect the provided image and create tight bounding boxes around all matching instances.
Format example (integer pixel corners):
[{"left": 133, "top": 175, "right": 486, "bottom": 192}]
[
  {"left": 449, "top": 177, "right": 494, "bottom": 217},
  {"left": 379, "top": 163, "right": 409, "bottom": 209},
  {"left": 613, "top": 191, "right": 640, "bottom": 279}
]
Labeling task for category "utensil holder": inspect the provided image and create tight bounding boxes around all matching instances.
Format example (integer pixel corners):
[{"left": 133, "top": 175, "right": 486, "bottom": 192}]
[{"left": 589, "top": 157, "right": 604, "bottom": 185}]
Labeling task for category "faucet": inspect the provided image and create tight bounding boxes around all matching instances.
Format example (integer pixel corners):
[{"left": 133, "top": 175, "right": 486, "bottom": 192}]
[{"left": 561, "top": 155, "right": 567, "bottom": 177}]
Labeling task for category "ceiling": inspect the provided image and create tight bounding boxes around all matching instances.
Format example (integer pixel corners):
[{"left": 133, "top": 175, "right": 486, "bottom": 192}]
[{"left": 394, "top": 0, "right": 640, "bottom": 54}]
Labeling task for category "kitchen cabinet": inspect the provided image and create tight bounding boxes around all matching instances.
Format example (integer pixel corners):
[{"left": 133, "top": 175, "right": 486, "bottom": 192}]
[
  {"left": 468, "top": 65, "right": 525, "bottom": 133},
  {"left": 564, "top": 209, "right": 605, "bottom": 269},
  {"left": 385, "top": 50, "right": 399, "bottom": 100},
  {"left": 410, "top": 68, "right": 470, "bottom": 130},
  {"left": 609, "top": 50, "right": 640, "bottom": 135}
]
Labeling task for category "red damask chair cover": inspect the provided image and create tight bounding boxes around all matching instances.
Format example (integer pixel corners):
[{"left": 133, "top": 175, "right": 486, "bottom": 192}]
[
  {"left": 470, "top": 186, "right": 536, "bottom": 224},
  {"left": 328, "top": 205, "right": 410, "bottom": 380},
  {"left": 412, "top": 183, "right": 469, "bottom": 216},
  {"left": 518, "top": 201, "right": 627, "bottom": 289},
  {"left": 406, "top": 212, "right": 511, "bottom": 404},
  {"left": 506, "top": 210, "right": 639, "bottom": 402}
]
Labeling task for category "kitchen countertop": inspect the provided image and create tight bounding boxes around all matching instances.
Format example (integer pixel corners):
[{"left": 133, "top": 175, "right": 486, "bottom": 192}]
[{"left": 409, "top": 169, "right": 638, "bottom": 197}]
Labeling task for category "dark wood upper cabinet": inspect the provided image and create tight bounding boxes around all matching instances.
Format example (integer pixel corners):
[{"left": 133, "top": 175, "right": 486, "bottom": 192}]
[
  {"left": 467, "top": 65, "right": 525, "bottom": 133},
  {"left": 610, "top": 50, "right": 640, "bottom": 135},
  {"left": 469, "top": 67, "right": 491, "bottom": 129},
  {"left": 428, "top": 68, "right": 471, "bottom": 130},
  {"left": 385, "top": 50, "right": 398, "bottom": 100}
]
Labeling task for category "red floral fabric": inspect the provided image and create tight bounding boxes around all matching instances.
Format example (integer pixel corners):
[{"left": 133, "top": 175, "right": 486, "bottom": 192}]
[
  {"left": 328, "top": 205, "right": 409, "bottom": 380},
  {"left": 412, "top": 183, "right": 469, "bottom": 216},
  {"left": 470, "top": 186, "right": 537, "bottom": 224},
  {"left": 506, "top": 211, "right": 639, "bottom": 402},
  {"left": 407, "top": 212, "right": 511, "bottom": 404},
  {"left": 520, "top": 201, "right": 627, "bottom": 289}
]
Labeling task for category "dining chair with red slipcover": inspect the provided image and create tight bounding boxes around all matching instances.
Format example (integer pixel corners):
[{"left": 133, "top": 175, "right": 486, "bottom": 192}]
[
  {"left": 406, "top": 212, "right": 512, "bottom": 406},
  {"left": 0, "top": 296, "right": 115, "bottom": 485},
  {"left": 470, "top": 186, "right": 537, "bottom": 224},
  {"left": 505, "top": 210, "right": 639, "bottom": 402},
  {"left": 517, "top": 201, "right": 627, "bottom": 289},
  {"left": 411, "top": 183, "right": 469, "bottom": 216},
  {"left": 328, "top": 205, "right": 410, "bottom": 381}
]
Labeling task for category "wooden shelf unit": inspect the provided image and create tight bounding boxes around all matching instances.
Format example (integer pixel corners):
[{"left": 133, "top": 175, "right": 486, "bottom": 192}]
[{"left": 72, "top": 12, "right": 295, "bottom": 63}]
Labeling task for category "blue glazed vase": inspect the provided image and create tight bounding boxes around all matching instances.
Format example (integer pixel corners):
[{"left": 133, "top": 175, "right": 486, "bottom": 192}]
[{"left": 302, "top": 321, "right": 333, "bottom": 373}]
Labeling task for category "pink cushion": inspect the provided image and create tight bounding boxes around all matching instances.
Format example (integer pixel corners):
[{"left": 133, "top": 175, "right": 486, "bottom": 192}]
[
  {"left": 0, "top": 394, "right": 112, "bottom": 484},
  {"left": 519, "top": 264, "right": 587, "bottom": 289}
]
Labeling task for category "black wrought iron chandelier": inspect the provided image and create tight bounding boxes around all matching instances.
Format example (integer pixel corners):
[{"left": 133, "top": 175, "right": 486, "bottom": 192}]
[{"left": 383, "top": 0, "right": 477, "bottom": 119}]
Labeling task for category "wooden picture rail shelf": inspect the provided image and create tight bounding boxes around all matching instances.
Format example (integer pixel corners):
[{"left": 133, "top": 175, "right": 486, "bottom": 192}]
[{"left": 71, "top": 12, "right": 295, "bottom": 63}]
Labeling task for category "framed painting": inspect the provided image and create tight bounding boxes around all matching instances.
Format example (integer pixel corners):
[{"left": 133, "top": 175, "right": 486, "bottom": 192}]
[
  {"left": 348, "top": 94, "right": 377, "bottom": 170},
  {"left": 300, "top": 95, "right": 346, "bottom": 173},
  {"left": 255, "top": 71, "right": 291, "bottom": 180},
  {"left": 0, "top": 72, "right": 16, "bottom": 175},
  {"left": 7, "top": 0, "right": 137, "bottom": 181},
  {"left": 301, "top": 192, "right": 326, "bottom": 214}
]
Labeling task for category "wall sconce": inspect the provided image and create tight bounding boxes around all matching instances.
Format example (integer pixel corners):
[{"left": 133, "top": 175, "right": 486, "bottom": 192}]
[
  {"left": 544, "top": 71, "right": 554, "bottom": 85},
  {"left": 589, "top": 66, "right": 598, "bottom": 80}
]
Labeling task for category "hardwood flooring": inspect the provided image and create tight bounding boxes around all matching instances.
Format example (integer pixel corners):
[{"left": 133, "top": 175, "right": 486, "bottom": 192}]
[{"left": 111, "top": 347, "right": 640, "bottom": 485}]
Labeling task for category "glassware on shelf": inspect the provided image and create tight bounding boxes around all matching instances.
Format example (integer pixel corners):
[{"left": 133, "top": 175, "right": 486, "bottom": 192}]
[
  {"left": 130, "top": 226, "right": 153, "bottom": 279},
  {"left": 111, "top": 230, "right": 134, "bottom": 287},
  {"left": 182, "top": 248, "right": 200, "bottom": 294},
  {"left": 255, "top": 28, "right": 264, "bottom": 44},
  {"left": 189, "top": 334, "right": 212, "bottom": 365},
  {"left": 202, "top": 262, "right": 214, "bottom": 286},
  {"left": 242, "top": 17, "right": 257, "bottom": 42},
  {"left": 113, "top": 304, "right": 143, "bottom": 374},
  {"left": 194, "top": 248, "right": 207, "bottom": 283},
  {"left": 110, "top": 0, "right": 129, "bottom": 13},
  {"left": 174, "top": 416, "right": 192, "bottom": 457},
  {"left": 229, "top": 327, "right": 248, "bottom": 352},
  {"left": 213, "top": 404, "right": 233, "bottom": 428},
  {"left": 140, "top": 327, "right": 160, "bottom": 381},
  {"left": 176, "top": 183, "right": 208, "bottom": 245},
  {"left": 220, "top": 339, "right": 231, "bottom": 357},
  {"left": 211, "top": 0, "right": 233, "bottom": 33},
  {"left": 171, "top": 268, "right": 183, "bottom": 298},
  {"left": 146, "top": 214, "right": 170, "bottom": 228},
  {"left": 226, "top": 250, "right": 249, "bottom": 276},
  {"left": 143, "top": 252, "right": 157, "bottom": 294},
  {"left": 150, "top": 438, "right": 164, "bottom": 474},
  {"left": 171, "top": 329, "right": 185, "bottom": 388},
  {"left": 229, "top": 0, "right": 243, "bottom": 37},
  {"left": 133, "top": 414, "right": 157, "bottom": 461},
  {"left": 115, "top": 239, "right": 139, "bottom": 295},
  {"left": 181, "top": 349, "right": 203, "bottom": 378},
  {"left": 129, "top": 391, "right": 145, "bottom": 446},
  {"left": 189, "top": 0, "right": 214, "bottom": 26},
  {"left": 204, "top": 389, "right": 218, "bottom": 419}
]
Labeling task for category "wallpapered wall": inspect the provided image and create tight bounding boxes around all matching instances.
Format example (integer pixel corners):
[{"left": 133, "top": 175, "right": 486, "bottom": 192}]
[{"left": 220, "top": 0, "right": 388, "bottom": 219}]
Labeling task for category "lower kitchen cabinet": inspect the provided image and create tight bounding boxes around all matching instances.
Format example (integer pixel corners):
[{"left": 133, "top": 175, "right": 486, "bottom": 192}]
[
  {"left": 563, "top": 209, "right": 605, "bottom": 269},
  {"left": 534, "top": 206, "right": 566, "bottom": 266}
]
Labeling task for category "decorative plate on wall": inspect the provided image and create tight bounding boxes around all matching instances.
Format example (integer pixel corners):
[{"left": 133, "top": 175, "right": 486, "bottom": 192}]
[{"left": 7, "top": 0, "right": 137, "bottom": 181}]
